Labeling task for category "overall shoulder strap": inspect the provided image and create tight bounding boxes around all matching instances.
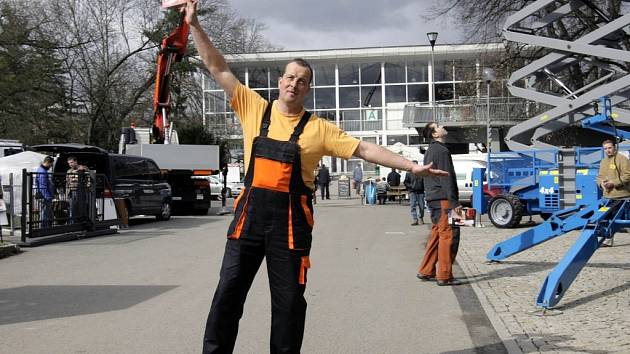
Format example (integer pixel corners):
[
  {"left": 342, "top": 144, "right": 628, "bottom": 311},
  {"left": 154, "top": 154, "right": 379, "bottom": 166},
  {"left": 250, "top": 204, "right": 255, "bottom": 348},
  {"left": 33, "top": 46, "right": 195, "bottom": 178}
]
[
  {"left": 289, "top": 110, "right": 312, "bottom": 143},
  {"left": 259, "top": 101, "right": 274, "bottom": 137}
]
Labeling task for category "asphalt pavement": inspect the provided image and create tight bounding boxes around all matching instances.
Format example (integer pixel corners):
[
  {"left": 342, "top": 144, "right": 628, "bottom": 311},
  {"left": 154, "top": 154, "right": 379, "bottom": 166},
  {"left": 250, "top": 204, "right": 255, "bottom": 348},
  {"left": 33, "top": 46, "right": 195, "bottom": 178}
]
[{"left": 0, "top": 194, "right": 508, "bottom": 354}]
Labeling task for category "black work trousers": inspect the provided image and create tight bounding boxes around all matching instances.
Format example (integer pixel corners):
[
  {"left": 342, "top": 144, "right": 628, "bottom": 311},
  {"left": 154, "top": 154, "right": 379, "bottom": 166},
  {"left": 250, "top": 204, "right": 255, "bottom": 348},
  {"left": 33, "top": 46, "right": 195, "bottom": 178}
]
[
  {"left": 319, "top": 183, "right": 330, "bottom": 199},
  {"left": 203, "top": 237, "right": 307, "bottom": 354}
]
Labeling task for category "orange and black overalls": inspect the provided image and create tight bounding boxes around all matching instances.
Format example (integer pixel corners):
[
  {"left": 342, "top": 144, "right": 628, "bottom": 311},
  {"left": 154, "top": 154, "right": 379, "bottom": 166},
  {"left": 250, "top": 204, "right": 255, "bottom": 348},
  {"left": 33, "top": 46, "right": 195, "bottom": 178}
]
[{"left": 203, "top": 102, "right": 315, "bottom": 354}]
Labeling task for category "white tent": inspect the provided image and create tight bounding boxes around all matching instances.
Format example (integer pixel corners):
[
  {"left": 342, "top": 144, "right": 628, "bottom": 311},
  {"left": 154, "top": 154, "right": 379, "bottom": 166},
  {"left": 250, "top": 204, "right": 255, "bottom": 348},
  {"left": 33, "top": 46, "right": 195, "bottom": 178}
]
[{"left": 0, "top": 151, "right": 48, "bottom": 219}]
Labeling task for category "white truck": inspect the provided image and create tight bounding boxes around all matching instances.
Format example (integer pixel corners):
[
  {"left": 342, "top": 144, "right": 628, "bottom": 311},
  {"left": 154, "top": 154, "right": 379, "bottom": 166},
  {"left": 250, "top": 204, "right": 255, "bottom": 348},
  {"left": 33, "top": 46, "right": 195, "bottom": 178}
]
[{"left": 120, "top": 130, "right": 219, "bottom": 214}]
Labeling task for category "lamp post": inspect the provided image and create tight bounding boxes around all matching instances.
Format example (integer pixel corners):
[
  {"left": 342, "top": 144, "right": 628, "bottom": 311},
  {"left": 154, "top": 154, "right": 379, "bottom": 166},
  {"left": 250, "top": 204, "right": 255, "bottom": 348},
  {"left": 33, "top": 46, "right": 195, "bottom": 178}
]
[
  {"left": 427, "top": 32, "right": 438, "bottom": 122},
  {"left": 482, "top": 67, "right": 496, "bottom": 153}
]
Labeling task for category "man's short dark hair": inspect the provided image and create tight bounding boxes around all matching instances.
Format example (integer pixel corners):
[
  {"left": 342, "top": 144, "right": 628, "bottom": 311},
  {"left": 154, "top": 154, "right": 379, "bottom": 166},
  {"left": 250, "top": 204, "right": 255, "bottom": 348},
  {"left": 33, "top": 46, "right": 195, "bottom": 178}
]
[
  {"left": 602, "top": 139, "right": 615, "bottom": 146},
  {"left": 284, "top": 58, "right": 313, "bottom": 84},
  {"left": 43, "top": 156, "right": 54, "bottom": 164},
  {"left": 67, "top": 156, "right": 77, "bottom": 162},
  {"left": 423, "top": 122, "right": 436, "bottom": 140}
]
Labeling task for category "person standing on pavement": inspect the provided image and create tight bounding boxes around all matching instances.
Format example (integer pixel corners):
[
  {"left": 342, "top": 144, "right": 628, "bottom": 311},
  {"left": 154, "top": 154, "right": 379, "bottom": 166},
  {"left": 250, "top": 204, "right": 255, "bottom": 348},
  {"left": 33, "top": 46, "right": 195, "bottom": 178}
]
[
  {"left": 65, "top": 156, "right": 89, "bottom": 224},
  {"left": 318, "top": 163, "right": 331, "bottom": 200},
  {"left": 596, "top": 139, "right": 630, "bottom": 246},
  {"left": 185, "top": 1, "right": 448, "bottom": 352},
  {"left": 352, "top": 164, "right": 363, "bottom": 196},
  {"left": 36, "top": 156, "right": 55, "bottom": 228},
  {"left": 404, "top": 160, "right": 425, "bottom": 225},
  {"left": 417, "top": 122, "right": 463, "bottom": 286},
  {"left": 386, "top": 168, "right": 401, "bottom": 201}
]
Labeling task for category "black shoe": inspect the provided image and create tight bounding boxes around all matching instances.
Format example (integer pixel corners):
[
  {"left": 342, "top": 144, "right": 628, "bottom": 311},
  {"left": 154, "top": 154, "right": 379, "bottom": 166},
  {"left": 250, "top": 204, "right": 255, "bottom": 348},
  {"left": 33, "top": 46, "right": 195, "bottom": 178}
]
[
  {"left": 416, "top": 274, "right": 435, "bottom": 281},
  {"left": 437, "top": 278, "right": 463, "bottom": 286},
  {"left": 411, "top": 220, "right": 418, "bottom": 226}
]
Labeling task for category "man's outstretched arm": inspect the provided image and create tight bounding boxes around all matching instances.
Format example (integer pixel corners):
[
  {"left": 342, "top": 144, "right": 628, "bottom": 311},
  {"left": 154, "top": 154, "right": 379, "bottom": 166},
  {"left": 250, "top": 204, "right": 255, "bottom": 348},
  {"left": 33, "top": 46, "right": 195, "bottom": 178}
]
[
  {"left": 353, "top": 141, "right": 448, "bottom": 177},
  {"left": 185, "top": 0, "right": 239, "bottom": 97}
]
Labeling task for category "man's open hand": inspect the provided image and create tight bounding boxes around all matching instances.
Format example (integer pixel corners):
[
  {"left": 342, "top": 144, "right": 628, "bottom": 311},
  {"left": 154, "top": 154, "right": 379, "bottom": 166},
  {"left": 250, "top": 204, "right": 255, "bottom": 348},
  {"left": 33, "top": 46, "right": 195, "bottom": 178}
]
[{"left": 411, "top": 162, "right": 448, "bottom": 177}]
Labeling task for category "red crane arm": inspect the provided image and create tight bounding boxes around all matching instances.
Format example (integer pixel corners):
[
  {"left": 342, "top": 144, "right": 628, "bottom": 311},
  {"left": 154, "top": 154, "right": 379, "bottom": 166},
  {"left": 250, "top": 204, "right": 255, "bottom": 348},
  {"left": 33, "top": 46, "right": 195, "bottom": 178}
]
[{"left": 153, "top": 11, "right": 190, "bottom": 143}]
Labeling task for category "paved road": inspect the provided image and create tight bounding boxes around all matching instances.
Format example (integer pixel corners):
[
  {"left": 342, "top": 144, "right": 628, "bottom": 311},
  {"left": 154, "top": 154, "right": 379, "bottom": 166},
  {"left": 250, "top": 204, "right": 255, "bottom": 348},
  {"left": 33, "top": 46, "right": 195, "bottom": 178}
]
[{"left": 0, "top": 197, "right": 505, "bottom": 354}]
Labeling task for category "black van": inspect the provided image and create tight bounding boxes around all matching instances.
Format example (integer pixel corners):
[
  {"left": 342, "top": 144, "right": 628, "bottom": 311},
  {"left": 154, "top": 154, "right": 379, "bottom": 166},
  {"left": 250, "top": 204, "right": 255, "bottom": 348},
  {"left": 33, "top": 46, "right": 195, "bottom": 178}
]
[{"left": 31, "top": 144, "right": 172, "bottom": 221}]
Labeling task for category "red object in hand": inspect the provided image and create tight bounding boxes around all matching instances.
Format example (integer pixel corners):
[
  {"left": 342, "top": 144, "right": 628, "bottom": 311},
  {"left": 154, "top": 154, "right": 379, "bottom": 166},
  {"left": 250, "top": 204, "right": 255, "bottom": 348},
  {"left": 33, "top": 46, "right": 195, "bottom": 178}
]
[{"left": 162, "top": 0, "right": 187, "bottom": 8}]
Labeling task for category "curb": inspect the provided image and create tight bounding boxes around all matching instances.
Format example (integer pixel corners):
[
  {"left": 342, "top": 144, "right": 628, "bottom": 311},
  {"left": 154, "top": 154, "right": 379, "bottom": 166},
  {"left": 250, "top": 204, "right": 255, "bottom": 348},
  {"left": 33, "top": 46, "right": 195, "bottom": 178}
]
[{"left": 457, "top": 255, "right": 524, "bottom": 354}]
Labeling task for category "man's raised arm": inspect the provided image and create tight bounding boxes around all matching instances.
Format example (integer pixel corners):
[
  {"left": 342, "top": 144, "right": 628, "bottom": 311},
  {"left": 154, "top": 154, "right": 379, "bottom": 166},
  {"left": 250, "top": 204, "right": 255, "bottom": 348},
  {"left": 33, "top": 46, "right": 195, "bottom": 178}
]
[
  {"left": 353, "top": 141, "right": 448, "bottom": 177},
  {"left": 185, "top": 0, "right": 239, "bottom": 96}
]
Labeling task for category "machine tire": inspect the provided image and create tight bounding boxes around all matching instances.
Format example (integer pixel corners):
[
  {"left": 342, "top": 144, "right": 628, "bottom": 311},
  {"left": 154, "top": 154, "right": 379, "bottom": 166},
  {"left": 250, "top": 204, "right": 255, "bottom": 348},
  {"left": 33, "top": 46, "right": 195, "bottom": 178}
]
[
  {"left": 156, "top": 201, "right": 172, "bottom": 221},
  {"left": 488, "top": 193, "right": 523, "bottom": 228}
]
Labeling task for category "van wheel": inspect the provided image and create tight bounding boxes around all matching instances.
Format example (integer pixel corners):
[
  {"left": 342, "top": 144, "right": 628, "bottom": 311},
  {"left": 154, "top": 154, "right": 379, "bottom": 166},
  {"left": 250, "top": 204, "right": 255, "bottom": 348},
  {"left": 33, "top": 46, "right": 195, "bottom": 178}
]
[
  {"left": 488, "top": 194, "right": 522, "bottom": 228},
  {"left": 156, "top": 201, "right": 171, "bottom": 221}
]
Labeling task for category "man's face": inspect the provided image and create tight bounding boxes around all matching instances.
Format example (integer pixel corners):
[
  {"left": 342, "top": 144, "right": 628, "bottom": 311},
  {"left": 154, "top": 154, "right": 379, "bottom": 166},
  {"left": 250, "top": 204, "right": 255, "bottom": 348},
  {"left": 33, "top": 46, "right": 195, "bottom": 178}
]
[
  {"left": 68, "top": 159, "right": 77, "bottom": 169},
  {"left": 431, "top": 123, "right": 448, "bottom": 139},
  {"left": 603, "top": 142, "right": 616, "bottom": 157},
  {"left": 278, "top": 62, "right": 311, "bottom": 106}
]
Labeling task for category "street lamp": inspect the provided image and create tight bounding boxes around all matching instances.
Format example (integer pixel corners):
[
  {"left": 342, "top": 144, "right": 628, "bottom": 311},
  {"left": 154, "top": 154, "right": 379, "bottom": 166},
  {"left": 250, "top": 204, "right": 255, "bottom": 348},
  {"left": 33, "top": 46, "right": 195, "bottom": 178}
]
[
  {"left": 482, "top": 67, "right": 496, "bottom": 153},
  {"left": 427, "top": 32, "right": 438, "bottom": 122}
]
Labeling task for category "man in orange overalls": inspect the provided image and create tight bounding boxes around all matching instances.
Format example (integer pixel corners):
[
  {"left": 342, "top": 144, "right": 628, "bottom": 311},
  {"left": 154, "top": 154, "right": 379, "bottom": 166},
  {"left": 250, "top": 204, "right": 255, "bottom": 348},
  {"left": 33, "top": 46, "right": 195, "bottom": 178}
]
[{"left": 185, "top": 2, "right": 448, "bottom": 352}]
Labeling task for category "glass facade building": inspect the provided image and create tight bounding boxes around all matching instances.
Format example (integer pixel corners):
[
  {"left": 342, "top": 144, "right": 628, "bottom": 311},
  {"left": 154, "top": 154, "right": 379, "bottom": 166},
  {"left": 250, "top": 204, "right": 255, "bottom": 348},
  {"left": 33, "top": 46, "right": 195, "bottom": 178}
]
[{"left": 202, "top": 43, "right": 505, "bottom": 173}]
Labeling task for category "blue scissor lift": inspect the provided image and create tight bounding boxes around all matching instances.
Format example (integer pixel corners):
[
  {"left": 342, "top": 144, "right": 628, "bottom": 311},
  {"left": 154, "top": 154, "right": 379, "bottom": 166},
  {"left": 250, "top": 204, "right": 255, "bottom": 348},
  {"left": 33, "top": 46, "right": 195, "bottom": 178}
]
[
  {"left": 473, "top": 98, "right": 630, "bottom": 309},
  {"left": 470, "top": 0, "right": 630, "bottom": 310}
]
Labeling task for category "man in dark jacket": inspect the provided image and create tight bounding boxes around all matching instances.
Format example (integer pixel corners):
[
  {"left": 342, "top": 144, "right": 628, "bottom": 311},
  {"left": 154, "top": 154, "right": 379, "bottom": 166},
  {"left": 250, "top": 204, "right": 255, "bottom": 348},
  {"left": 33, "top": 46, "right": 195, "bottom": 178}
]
[
  {"left": 318, "top": 164, "right": 331, "bottom": 200},
  {"left": 417, "top": 123, "right": 462, "bottom": 286},
  {"left": 387, "top": 168, "right": 401, "bottom": 201},
  {"left": 404, "top": 160, "right": 425, "bottom": 225}
]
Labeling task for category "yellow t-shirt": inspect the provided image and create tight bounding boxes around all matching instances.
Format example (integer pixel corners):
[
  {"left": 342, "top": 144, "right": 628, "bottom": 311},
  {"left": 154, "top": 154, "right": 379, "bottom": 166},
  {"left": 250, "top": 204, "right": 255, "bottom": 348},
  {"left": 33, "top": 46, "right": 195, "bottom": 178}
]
[{"left": 231, "top": 83, "right": 360, "bottom": 189}]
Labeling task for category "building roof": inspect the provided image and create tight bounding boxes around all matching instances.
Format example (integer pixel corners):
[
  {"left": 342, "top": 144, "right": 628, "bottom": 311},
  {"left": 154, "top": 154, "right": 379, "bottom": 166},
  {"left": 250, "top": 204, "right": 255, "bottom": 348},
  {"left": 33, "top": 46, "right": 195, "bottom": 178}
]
[{"left": 225, "top": 43, "right": 505, "bottom": 65}]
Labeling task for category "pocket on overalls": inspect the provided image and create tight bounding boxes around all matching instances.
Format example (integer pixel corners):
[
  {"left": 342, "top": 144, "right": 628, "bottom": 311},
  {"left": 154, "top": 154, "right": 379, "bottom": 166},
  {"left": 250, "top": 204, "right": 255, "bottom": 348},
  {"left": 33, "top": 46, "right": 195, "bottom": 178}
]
[
  {"left": 300, "top": 195, "right": 314, "bottom": 228},
  {"left": 233, "top": 187, "right": 246, "bottom": 212},
  {"left": 227, "top": 188, "right": 250, "bottom": 239},
  {"left": 299, "top": 256, "right": 311, "bottom": 285},
  {"left": 252, "top": 157, "right": 292, "bottom": 192},
  {"left": 288, "top": 195, "right": 313, "bottom": 250}
]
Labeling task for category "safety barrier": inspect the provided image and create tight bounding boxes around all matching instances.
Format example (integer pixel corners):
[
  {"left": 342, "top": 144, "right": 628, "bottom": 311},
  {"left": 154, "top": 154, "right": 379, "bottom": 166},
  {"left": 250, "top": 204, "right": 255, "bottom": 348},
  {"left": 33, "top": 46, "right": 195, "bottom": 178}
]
[{"left": 21, "top": 169, "right": 120, "bottom": 245}]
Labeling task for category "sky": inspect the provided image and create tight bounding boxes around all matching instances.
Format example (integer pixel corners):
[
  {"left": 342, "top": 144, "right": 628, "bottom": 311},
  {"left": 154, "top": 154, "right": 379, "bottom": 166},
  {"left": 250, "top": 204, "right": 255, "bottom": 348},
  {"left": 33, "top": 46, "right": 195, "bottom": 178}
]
[{"left": 227, "top": 0, "right": 464, "bottom": 51}]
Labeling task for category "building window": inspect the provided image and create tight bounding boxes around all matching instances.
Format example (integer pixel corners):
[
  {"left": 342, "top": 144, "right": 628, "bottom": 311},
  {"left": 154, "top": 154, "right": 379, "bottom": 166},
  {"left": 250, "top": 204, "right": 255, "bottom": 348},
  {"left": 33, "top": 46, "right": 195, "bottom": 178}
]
[
  {"left": 339, "top": 86, "right": 360, "bottom": 108},
  {"left": 253, "top": 89, "right": 269, "bottom": 100},
  {"left": 270, "top": 89, "right": 279, "bottom": 101},
  {"left": 248, "top": 67, "right": 268, "bottom": 88},
  {"left": 409, "top": 135, "right": 421, "bottom": 145},
  {"left": 315, "top": 110, "right": 336, "bottom": 122},
  {"left": 205, "top": 91, "right": 226, "bottom": 113},
  {"left": 408, "top": 84, "right": 429, "bottom": 102},
  {"left": 339, "top": 63, "right": 360, "bottom": 85},
  {"left": 385, "top": 85, "right": 406, "bottom": 103},
  {"left": 361, "top": 62, "right": 381, "bottom": 85},
  {"left": 340, "top": 109, "right": 361, "bottom": 131},
  {"left": 407, "top": 60, "right": 428, "bottom": 83},
  {"left": 314, "top": 87, "right": 336, "bottom": 109},
  {"left": 387, "top": 135, "right": 407, "bottom": 145},
  {"left": 434, "top": 60, "right": 453, "bottom": 82},
  {"left": 384, "top": 62, "right": 405, "bottom": 83},
  {"left": 304, "top": 91, "right": 314, "bottom": 110},
  {"left": 435, "top": 83, "right": 454, "bottom": 101},
  {"left": 361, "top": 86, "right": 381, "bottom": 107},
  {"left": 233, "top": 68, "right": 246, "bottom": 84},
  {"left": 269, "top": 66, "right": 283, "bottom": 86},
  {"left": 313, "top": 63, "right": 335, "bottom": 86}
]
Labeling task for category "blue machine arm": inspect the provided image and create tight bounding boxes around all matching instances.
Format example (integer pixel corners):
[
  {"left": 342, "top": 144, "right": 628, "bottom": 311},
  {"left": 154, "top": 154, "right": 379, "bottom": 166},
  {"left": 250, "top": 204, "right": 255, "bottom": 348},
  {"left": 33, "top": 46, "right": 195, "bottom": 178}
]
[
  {"left": 486, "top": 199, "right": 611, "bottom": 261},
  {"left": 536, "top": 200, "right": 624, "bottom": 308}
]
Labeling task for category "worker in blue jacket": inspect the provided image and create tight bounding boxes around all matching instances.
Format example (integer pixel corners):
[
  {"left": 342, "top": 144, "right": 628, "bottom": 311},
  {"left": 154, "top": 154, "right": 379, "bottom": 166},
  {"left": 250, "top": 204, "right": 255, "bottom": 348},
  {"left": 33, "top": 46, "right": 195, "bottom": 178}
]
[{"left": 36, "top": 156, "right": 55, "bottom": 227}]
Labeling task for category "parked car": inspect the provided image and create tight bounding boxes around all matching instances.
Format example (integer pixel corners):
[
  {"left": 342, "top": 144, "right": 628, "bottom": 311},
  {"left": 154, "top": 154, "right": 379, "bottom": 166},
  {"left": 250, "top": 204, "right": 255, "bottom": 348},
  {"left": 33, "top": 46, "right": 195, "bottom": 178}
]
[
  {"left": 31, "top": 144, "right": 172, "bottom": 221},
  {"left": 207, "top": 175, "right": 243, "bottom": 199}
]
